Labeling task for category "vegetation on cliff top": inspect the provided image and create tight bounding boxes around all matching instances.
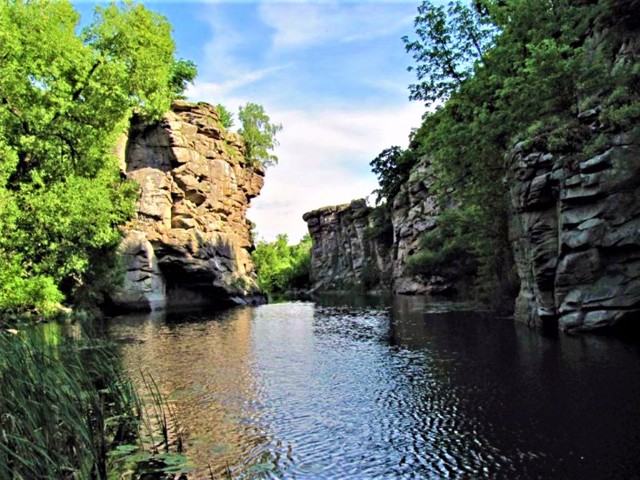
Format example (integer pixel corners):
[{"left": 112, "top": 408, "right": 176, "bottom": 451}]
[
  {"left": 372, "top": 0, "right": 640, "bottom": 303},
  {"left": 239, "top": 102, "right": 283, "bottom": 168},
  {"left": 0, "top": 0, "right": 195, "bottom": 319}
]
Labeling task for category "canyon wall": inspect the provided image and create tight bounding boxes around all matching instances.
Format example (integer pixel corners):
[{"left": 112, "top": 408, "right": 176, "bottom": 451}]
[
  {"left": 507, "top": 29, "right": 640, "bottom": 332},
  {"left": 303, "top": 10, "right": 639, "bottom": 333},
  {"left": 110, "top": 101, "right": 265, "bottom": 311},
  {"left": 507, "top": 115, "right": 640, "bottom": 332},
  {"left": 303, "top": 159, "right": 464, "bottom": 296},
  {"left": 302, "top": 199, "right": 392, "bottom": 292}
]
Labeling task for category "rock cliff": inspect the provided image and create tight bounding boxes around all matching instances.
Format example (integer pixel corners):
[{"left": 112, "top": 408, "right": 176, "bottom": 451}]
[
  {"left": 507, "top": 122, "right": 640, "bottom": 332},
  {"left": 302, "top": 199, "right": 392, "bottom": 291},
  {"left": 110, "top": 101, "right": 265, "bottom": 311},
  {"left": 507, "top": 29, "right": 640, "bottom": 332},
  {"left": 390, "top": 160, "right": 454, "bottom": 295},
  {"left": 303, "top": 159, "right": 464, "bottom": 295}
]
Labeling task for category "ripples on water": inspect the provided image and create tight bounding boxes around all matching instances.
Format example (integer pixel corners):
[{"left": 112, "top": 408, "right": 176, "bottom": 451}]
[{"left": 107, "top": 296, "right": 640, "bottom": 479}]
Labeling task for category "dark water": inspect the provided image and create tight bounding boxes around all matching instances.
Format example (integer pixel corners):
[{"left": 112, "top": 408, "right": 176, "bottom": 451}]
[{"left": 107, "top": 296, "right": 640, "bottom": 479}]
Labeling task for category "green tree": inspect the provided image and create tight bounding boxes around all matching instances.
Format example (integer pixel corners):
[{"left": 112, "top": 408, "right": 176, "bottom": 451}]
[
  {"left": 402, "top": 0, "right": 495, "bottom": 106},
  {"left": 369, "top": 145, "right": 418, "bottom": 203},
  {"left": 238, "top": 102, "right": 282, "bottom": 168},
  {"left": 0, "top": 0, "right": 190, "bottom": 317},
  {"left": 252, "top": 234, "right": 311, "bottom": 295},
  {"left": 215, "top": 103, "right": 235, "bottom": 129},
  {"left": 170, "top": 59, "right": 197, "bottom": 99}
]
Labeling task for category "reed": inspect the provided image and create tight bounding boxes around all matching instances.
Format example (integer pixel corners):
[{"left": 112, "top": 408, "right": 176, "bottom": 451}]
[{"left": 0, "top": 323, "right": 190, "bottom": 479}]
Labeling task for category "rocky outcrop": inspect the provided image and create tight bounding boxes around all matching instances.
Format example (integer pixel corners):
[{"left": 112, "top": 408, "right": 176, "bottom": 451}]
[
  {"left": 507, "top": 23, "right": 640, "bottom": 332},
  {"left": 508, "top": 125, "right": 640, "bottom": 332},
  {"left": 390, "top": 160, "right": 454, "bottom": 295},
  {"left": 110, "top": 101, "right": 265, "bottom": 311},
  {"left": 303, "top": 159, "right": 464, "bottom": 295},
  {"left": 302, "top": 199, "right": 392, "bottom": 291}
]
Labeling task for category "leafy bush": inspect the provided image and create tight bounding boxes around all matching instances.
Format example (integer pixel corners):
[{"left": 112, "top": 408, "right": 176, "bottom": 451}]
[
  {"left": 370, "top": 146, "right": 418, "bottom": 203},
  {"left": 215, "top": 104, "right": 235, "bottom": 129},
  {"left": 406, "top": 206, "right": 478, "bottom": 278},
  {"left": 363, "top": 205, "right": 393, "bottom": 247},
  {"left": 252, "top": 234, "right": 312, "bottom": 295}
]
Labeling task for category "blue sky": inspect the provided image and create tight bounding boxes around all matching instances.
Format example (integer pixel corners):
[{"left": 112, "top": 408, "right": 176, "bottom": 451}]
[{"left": 75, "top": 1, "right": 426, "bottom": 242}]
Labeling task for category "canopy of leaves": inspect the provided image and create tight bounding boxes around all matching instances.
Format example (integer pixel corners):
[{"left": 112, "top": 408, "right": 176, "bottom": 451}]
[
  {"left": 238, "top": 102, "right": 282, "bottom": 168},
  {"left": 252, "top": 234, "right": 312, "bottom": 296},
  {"left": 0, "top": 0, "right": 193, "bottom": 318},
  {"left": 370, "top": 145, "right": 418, "bottom": 203},
  {"left": 403, "top": 0, "right": 496, "bottom": 106}
]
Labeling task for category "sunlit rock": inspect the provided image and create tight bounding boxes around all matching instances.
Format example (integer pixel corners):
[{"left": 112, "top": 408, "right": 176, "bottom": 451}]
[{"left": 110, "top": 101, "right": 266, "bottom": 311}]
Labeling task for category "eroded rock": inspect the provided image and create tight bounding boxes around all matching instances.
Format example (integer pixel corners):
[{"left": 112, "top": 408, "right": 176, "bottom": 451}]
[
  {"left": 110, "top": 101, "right": 265, "bottom": 311},
  {"left": 507, "top": 128, "right": 640, "bottom": 332},
  {"left": 302, "top": 159, "right": 465, "bottom": 296}
]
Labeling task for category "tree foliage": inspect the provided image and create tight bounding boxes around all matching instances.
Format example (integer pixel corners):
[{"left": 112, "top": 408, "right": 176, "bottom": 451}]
[
  {"left": 252, "top": 234, "right": 312, "bottom": 295},
  {"left": 215, "top": 103, "right": 235, "bottom": 129},
  {"left": 370, "top": 145, "right": 418, "bottom": 203},
  {"left": 170, "top": 59, "right": 197, "bottom": 99},
  {"left": 238, "top": 102, "right": 282, "bottom": 168},
  {"left": 403, "top": 0, "right": 496, "bottom": 106},
  {"left": 0, "top": 0, "right": 193, "bottom": 317}
]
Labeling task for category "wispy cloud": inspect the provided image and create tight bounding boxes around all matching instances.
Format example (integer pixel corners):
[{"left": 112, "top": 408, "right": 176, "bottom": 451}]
[
  {"left": 178, "top": 1, "right": 424, "bottom": 242},
  {"left": 186, "top": 65, "right": 289, "bottom": 103},
  {"left": 258, "top": 1, "right": 413, "bottom": 50}
]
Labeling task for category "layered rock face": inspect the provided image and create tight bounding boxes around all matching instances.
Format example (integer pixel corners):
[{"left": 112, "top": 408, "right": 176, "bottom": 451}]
[
  {"left": 390, "top": 161, "right": 452, "bottom": 295},
  {"left": 507, "top": 27, "right": 640, "bottom": 332},
  {"left": 111, "top": 101, "right": 265, "bottom": 311},
  {"left": 508, "top": 126, "right": 640, "bottom": 332},
  {"left": 303, "top": 159, "right": 461, "bottom": 295},
  {"left": 302, "top": 199, "right": 392, "bottom": 291}
]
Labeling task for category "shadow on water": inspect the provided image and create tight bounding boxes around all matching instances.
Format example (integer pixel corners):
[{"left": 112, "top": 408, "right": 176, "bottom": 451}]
[
  {"left": 390, "top": 296, "right": 640, "bottom": 479},
  {"left": 107, "top": 296, "right": 640, "bottom": 479}
]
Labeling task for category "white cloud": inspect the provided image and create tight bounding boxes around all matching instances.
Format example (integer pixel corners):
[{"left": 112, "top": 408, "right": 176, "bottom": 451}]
[
  {"left": 248, "top": 101, "right": 424, "bottom": 243},
  {"left": 186, "top": 65, "right": 289, "bottom": 105},
  {"left": 179, "top": 1, "right": 425, "bottom": 244},
  {"left": 258, "top": 2, "right": 413, "bottom": 50}
]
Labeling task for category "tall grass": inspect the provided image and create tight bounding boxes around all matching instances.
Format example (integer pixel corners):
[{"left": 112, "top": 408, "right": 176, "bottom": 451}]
[
  {"left": 0, "top": 323, "right": 140, "bottom": 479},
  {"left": 0, "top": 323, "right": 190, "bottom": 479}
]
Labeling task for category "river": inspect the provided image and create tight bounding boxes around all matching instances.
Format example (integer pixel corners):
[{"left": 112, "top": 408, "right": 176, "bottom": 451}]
[{"left": 107, "top": 296, "right": 640, "bottom": 479}]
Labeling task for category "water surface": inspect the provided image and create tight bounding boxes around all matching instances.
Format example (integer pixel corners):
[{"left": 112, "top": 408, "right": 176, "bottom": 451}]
[{"left": 108, "top": 296, "right": 640, "bottom": 479}]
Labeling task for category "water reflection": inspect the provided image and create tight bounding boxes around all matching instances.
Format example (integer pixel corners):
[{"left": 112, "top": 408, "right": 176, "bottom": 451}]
[
  {"left": 108, "top": 297, "right": 640, "bottom": 479},
  {"left": 109, "top": 307, "right": 270, "bottom": 478}
]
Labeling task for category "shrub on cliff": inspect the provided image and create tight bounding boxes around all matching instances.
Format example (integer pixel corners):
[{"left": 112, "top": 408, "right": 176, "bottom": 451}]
[
  {"left": 215, "top": 103, "right": 235, "bottom": 129},
  {"left": 0, "top": 1, "right": 195, "bottom": 318}
]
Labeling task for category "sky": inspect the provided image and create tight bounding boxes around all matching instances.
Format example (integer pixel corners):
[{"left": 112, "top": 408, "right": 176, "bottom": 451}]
[{"left": 75, "top": 0, "right": 426, "bottom": 243}]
